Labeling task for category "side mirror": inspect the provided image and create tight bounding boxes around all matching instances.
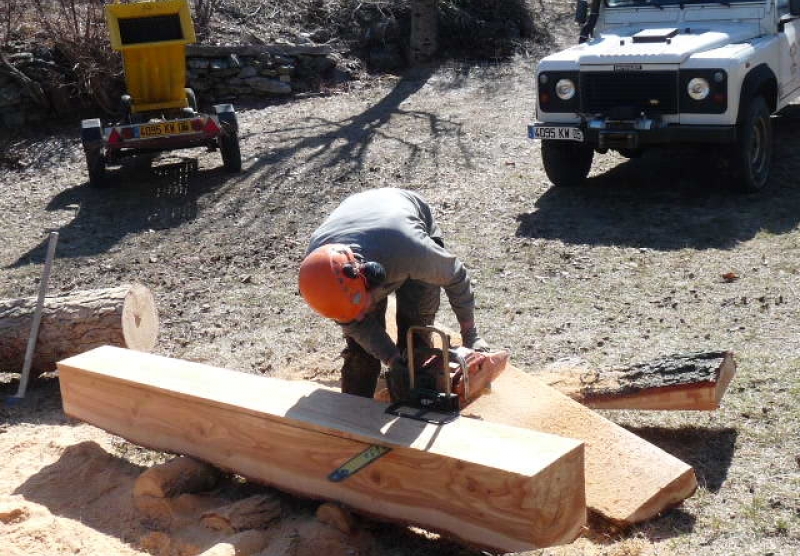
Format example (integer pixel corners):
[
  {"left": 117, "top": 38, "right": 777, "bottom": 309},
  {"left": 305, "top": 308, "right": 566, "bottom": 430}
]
[
  {"left": 792, "top": 0, "right": 800, "bottom": 16},
  {"left": 576, "top": 0, "right": 589, "bottom": 24}
]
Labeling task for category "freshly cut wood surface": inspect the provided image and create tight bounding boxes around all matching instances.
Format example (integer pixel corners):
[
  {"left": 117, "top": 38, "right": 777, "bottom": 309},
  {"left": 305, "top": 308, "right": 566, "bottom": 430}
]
[
  {"left": 58, "top": 346, "right": 586, "bottom": 552},
  {"left": 538, "top": 352, "right": 736, "bottom": 410},
  {"left": 465, "top": 366, "right": 698, "bottom": 526},
  {"left": 0, "top": 284, "right": 157, "bottom": 374}
]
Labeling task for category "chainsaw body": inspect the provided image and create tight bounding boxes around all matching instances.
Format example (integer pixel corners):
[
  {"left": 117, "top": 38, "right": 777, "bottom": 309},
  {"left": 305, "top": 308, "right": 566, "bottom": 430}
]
[{"left": 384, "top": 326, "right": 509, "bottom": 424}]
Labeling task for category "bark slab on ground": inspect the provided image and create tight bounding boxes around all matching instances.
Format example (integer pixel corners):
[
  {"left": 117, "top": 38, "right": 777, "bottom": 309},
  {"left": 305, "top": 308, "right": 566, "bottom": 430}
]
[{"left": 538, "top": 351, "right": 737, "bottom": 410}]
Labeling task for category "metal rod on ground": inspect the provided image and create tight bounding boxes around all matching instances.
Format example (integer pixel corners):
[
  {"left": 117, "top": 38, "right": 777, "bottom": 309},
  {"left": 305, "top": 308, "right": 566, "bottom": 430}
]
[{"left": 13, "top": 231, "right": 59, "bottom": 399}]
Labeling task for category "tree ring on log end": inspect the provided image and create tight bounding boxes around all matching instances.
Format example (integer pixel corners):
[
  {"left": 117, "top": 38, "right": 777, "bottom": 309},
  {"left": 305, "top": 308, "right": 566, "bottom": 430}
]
[{"left": 122, "top": 283, "right": 159, "bottom": 351}]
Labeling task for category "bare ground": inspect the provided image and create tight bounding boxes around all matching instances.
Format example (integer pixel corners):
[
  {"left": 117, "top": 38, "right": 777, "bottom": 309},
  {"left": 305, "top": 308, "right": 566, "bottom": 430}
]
[{"left": 2, "top": 5, "right": 800, "bottom": 556}]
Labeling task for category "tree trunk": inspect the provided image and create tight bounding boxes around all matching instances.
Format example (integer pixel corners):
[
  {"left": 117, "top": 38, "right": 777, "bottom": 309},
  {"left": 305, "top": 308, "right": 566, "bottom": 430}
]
[
  {"left": 410, "top": 0, "right": 438, "bottom": 64},
  {"left": 0, "top": 284, "right": 158, "bottom": 374},
  {"left": 537, "top": 351, "right": 736, "bottom": 410}
]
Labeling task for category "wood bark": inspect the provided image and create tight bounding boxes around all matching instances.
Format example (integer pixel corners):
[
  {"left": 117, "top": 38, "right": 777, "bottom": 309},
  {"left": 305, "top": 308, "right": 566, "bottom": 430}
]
[
  {"left": 464, "top": 367, "right": 698, "bottom": 526},
  {"left": 202, "top": 495, "right": 281, "bottom": 533},
  {"left": 537, "top": 352, "right": 737, "bottom": 410},
  {"left": 134, "top": 456, "right": 219, "bottom": 498},
  {"left": 0, "top": 284, "right": 158, "bottom": 374},
  {"left": 58, "top": 346, "right": 587, "bottom": 553}
]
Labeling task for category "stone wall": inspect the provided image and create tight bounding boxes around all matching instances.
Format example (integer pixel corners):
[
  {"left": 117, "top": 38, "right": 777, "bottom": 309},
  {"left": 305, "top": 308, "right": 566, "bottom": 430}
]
[
  {"left": 185, "top": 44, "right": 339, "bottom": 105},
  {"left": 0, "top": 43, "right": 341, "bottom": 130}
]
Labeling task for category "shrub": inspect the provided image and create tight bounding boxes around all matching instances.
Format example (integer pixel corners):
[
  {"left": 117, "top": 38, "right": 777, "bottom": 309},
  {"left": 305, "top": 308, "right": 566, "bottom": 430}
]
[{"left": 31, "top": 0, "right": 124, "bottom": 115}]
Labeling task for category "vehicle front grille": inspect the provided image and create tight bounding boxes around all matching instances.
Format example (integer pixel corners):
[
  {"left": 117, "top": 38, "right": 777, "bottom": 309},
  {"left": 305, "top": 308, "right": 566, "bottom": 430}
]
[{"left": 581, "top": 71, "right": 678, "bottom": 115}]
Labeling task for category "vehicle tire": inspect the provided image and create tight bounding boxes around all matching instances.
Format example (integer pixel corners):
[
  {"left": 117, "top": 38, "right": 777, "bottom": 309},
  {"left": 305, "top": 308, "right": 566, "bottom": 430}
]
[
  {"left": 730, "top": 95, "right": 773, "bottom": 193},
  {"left": 220, "top": 131, "right": 242, "bottom": 173},
  {"left": 542, "top": 140, "right": 594, "bottom": 187},
  {"left": 185, "top": 88, "right": 198, "bottom": 112},
  {"left": 85, "top": 148, "right": 108, "bottom": 188}
]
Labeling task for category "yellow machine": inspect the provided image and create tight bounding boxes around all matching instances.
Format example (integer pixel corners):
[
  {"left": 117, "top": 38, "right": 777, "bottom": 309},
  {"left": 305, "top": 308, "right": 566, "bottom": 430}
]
[
  {"left": 107, "top": 0, "right": 196, "bottom": 113},
  {"left": 80, "top": 0, "right": 241, "bottom": 187}
]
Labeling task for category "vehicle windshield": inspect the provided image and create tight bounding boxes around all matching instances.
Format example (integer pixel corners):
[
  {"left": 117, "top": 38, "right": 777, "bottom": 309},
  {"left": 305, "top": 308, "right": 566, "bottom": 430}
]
[{"left": 606, "top": 0, "right": 763, "bottom": 6}]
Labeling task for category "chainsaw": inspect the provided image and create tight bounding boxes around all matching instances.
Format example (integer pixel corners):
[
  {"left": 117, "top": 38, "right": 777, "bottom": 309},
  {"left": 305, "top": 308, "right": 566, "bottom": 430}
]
[{"left": 384, "top": 326, "right": 510, "bottom": 425}]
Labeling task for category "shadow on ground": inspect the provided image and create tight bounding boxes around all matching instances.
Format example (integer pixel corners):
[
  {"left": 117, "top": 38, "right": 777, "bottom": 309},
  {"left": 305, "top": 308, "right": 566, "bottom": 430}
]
[
  {"left": 9, "top": 67, "right": 465, "bottom": 271},
  {"left": 13, "top": 441, "right": 147, "bottom": 543},
  {"left": 0, "top": 375, "right": 68, "bottom": 426},
  {"left": 516, "top": 112, "right": 800, "bottom": 251},
  {"left": 8, "top": 157, "right": 229, "bottom": 267},
  {"left": 626, "top": 425, "right": 738, "bottom": 492}
]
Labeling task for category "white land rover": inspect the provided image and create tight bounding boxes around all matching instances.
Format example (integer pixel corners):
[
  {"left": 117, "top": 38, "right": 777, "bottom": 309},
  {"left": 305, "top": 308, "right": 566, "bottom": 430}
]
[{"left": 529, "top": 0, "right": 800, "bottom": 192}]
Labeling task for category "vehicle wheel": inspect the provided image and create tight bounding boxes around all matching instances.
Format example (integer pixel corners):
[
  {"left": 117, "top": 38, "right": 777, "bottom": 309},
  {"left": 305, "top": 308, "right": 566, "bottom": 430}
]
[
  {"left": 185, "top": 88, "right": 198, "bottom": 113},
  {"left": 542, "top": 140, "right": 594, "bottom": 187},
  {"left": 730, "top": 95, "right": 773, "bottom": 193},
  {"left": 220, "top": 131, "right": 242, "bottom": 173},
  {"left": 121, "top": 94, "right": 133, "bottom": 124},
  {"left": 85, "top": 148, "right": 108, "bottom": 188}
]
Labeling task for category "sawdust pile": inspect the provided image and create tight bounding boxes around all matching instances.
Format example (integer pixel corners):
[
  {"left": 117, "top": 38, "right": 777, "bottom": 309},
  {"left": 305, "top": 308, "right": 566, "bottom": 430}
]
[{"left": 0, "top": 422, "right": 374, "bottom": 556}]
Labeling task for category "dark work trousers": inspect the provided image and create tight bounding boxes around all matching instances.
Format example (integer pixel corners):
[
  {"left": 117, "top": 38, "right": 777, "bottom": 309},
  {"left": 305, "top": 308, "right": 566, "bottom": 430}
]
[{"left": 340, "top": 279, "right": 441, "bottom": 398}]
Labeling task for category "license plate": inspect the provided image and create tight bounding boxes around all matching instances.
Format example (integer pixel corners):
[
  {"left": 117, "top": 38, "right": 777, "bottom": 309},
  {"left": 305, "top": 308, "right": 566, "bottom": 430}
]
[
  {"left": 528, "top": 125, "right": 584, "bottom": 142},
  {"left": 138, "top": 120, "right": 194, "bottom": 138}
]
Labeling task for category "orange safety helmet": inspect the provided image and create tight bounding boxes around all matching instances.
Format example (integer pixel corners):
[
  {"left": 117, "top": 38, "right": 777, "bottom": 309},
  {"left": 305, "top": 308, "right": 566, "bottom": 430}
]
[{"left": 298, "top": 244, "right": 370, "bottom": 322}]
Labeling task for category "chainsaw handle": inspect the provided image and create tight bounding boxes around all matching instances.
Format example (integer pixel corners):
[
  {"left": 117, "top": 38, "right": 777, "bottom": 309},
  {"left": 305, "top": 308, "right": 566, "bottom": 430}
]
[{"left": 405, "top": 326, "right": 451, "bottom": 395}]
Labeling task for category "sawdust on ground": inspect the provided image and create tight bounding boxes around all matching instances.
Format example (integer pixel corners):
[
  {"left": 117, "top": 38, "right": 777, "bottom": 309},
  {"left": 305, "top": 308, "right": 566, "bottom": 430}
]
[{"left": 0, "top": 406, "right": 380, "bottom": 556}]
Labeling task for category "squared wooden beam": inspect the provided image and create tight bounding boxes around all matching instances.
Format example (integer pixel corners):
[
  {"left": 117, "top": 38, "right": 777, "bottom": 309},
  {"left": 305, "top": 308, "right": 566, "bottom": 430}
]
[{"left": 57, "top": 346, "right": 586, "bottom": 552}]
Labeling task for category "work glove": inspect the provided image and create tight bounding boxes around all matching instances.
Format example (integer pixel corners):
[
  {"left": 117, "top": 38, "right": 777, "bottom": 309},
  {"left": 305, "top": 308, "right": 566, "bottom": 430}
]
[
  {"left": 386, "top": 357, "right": 411, "bottom": 403},
  {"left": 461, "top": 325, "right": 490, "bottom": 352}
]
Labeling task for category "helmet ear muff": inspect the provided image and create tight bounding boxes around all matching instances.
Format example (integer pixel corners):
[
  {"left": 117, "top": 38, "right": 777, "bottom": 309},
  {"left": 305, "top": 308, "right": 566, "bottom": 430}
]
[
  {"left": 342, "top": 264, "right": 359, "bottom": 279},
  {"left": 362, "top": 261, "right": 386, "bottom": 288}
]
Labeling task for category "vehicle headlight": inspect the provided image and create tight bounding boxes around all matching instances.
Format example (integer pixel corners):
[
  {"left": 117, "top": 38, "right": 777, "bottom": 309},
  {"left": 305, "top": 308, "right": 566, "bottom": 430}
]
[
  {"left": 555, "top": 79, "right": 576, "bottom": 101},
  {"left": 687, "top": 77, "right": 710, "bottom": 101}
]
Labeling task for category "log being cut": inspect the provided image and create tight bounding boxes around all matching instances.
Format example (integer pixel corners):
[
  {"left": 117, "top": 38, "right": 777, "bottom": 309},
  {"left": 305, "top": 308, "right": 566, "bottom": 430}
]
[
  {"left": 57, "top": 346, "right": 587, "bottom": 552},
  {"left": 537, "top": 351, "right": 736, "bottom": 411},
  {"left": 0, "top": 284, "right": 158, "bottom": 374},
  {"left": 465, "top": 367, "right": 698, "bottom": 526}
]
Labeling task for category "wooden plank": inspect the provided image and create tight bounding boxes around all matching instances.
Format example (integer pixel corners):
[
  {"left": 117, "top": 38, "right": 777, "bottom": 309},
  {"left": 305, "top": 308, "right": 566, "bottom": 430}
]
[
  {"left": 537, "top": 352, "right": 736, "bottom": 411},
  {"left": 464, "top": 367, "right": 697, "bottom": 526},
  {"left": 57, "top": 346, "right": 586, "bottom": 552}
]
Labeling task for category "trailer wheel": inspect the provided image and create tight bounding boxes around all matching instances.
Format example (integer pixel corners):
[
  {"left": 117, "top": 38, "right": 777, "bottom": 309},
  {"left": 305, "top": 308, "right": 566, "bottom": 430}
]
[
  {"left": 542, "top": 140, "right": 594, "bottom": 187},
  {"left": 85, "top": 148, "right": 108, "bottom": 188},
  {"left": 220, "top": 131, "right": 242, "bottom": 173},
  {"left": 185, "top": 88, "right": 198, "bottom": 112}
]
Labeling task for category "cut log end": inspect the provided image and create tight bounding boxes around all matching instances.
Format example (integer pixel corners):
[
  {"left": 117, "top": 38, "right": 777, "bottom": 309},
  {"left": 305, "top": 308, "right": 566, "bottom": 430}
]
[{"left": 122, "top": 284, "right": 159, "bottom": 352}]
